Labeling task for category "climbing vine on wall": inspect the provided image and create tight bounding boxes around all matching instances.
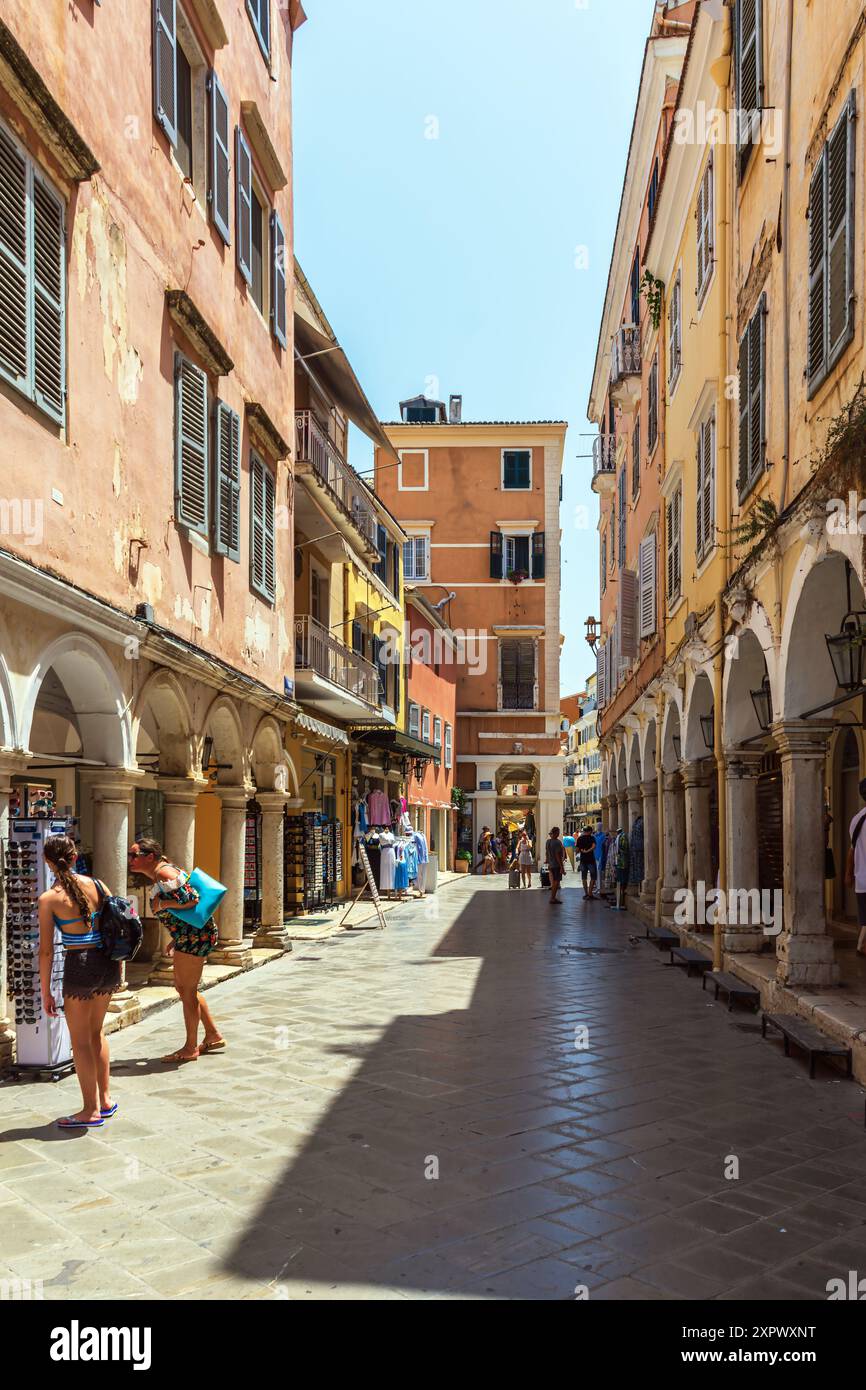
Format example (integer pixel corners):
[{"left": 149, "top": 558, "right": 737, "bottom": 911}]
[{"left": 640, "top": 270, "right": 665, "bottom": 332}]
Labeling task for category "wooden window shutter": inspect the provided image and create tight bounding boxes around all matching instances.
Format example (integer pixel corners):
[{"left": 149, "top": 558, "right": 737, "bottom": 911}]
[
  {"left": 601, "top": 533, "right": 607, "bottom": 592},
  {"left": 235, "top": 127, "right": 253, "bottom": 285},
  {"left": 31, "top": 172, "right": 65, "bottom": 424},
  {"left": 0, "top": 126, "right": 29, "bottom": 397},
  {"left": 153, "top": 0, "right": 178, "bottom": 146},
  {"left": 618, "top": 468, "right": 627, "bottom": 567},
  {"left": 619, "top": 568, "right": 638, "bottom": 659},
  {"left": 666, "top": 496, "right": 676, "bottom": 601},
  {"left": 696, "top": 427, "right": 705, "bottom": 561},
  {"left": 489, "top": 531, "right": 503, "bottom": 579},
  {"left": 632, "top": 416, "right": 641, "bottom": 498},
  {"left": 737, "top": 329, "right": 750, "bottom": 495},
  {"left": 703, "top": 416, "right": 715, "bottom": 558},
  {"left": 639, "top": 534, "right": 656, "bottom": 639},
  {"left": 736, "top": 0, "right": 763, "bottom": 175},
  {"left": 213, "top": 401, "right": 241, "bottom": 561},
  {"left": 807, "top": 151, "right": 827, "bottom": 393},
  {"left": 175, "top": 353, "right": 209, "bottom": 537},
  {"left": 597, "top": 641, "right": 607, "bottom": 708},
  {"left": 270, "top": 211, "right": 287, "bottom": 347},
  {"left": 250, "top": 451, "right": 275, "bottom": 602},
  {"left": 748, "top": 296, "right": 766, "bottom": 488},
  {"left": 696, "top": 176, "right": 705, "bottom": 294},
  {"left": 352, "top": 620, "right": 363, "bottom": 654},
  {"left": 648, "top": 356, "right": 658, "bottom": 451},
  {"left": 674, "top": 487, "right": 682, "bottom": 597},
  {"left": 532, "top": 531, "right": 545, "bottom": 580},
  {"left": 208, "top": 71, "right": 231, "bottom": 246},
  {"left": 827, "top": 92, "right": 856, "bottom": 370}
]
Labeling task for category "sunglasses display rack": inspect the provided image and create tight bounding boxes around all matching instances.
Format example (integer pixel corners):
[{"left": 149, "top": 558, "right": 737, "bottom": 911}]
[{"left": 5, "top": 819, "right": 73, "bottom": 1081}]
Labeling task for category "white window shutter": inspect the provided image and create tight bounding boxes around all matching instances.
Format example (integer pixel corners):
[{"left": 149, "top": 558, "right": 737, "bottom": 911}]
[
  {"left": 597, "top": 643, "right": 606, "bottom": 708},
  {"left": 639, "top": 534, "right": 656, "bottom": 638}
]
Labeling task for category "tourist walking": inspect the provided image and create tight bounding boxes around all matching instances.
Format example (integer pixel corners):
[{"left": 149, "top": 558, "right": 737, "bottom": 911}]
[
  {"left": 576, "top": 824, "right": 598, "bottom": 899},
  {"left": 128, "top": 839, "right": 226, "bottom": 1063},
  {"left": 545, "top": 826, "right": 567, "bottom": 905},
  {"left": 846, "top": 777, "right": 866, "bottom": 957},
  {"left": 514, "top": 830, "right": 534, "bottom": 888},
  {"left": 38, "top": 835, "right": 119, "bottom": 1130},
  {"left": 477, "top": 828, "right": 496, "bottom": 876}
]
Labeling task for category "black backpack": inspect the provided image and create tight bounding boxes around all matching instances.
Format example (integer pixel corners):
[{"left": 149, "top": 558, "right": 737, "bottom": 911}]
[{"left": 96, "top": 881, "right": 143, "bottom": 962}]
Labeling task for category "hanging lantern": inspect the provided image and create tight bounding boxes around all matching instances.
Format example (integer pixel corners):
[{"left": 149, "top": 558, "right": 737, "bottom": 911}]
[
  {"left": 825, "top": 611, "right": 866, "bottom": 693},
  {"left": 672, "top": 733, "right": 682, "bottom": 762},
  {"left": 585, "top": 616, "right": 599, "bottom": 652},
  {"left": 750, "top": 674, "right": 773, "bottom": 733},
  {"left": 700, "top": 714, "right": 715, "bottom": 751}
]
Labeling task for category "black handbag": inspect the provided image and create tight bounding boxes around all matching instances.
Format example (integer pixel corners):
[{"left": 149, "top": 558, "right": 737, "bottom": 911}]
[{"left": 96, "top": 881, "right": 144, "bottom": 962}]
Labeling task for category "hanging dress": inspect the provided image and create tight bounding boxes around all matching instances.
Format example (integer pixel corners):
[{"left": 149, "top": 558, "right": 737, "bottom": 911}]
[
  {"left": 393, "top": 841, "right": 409, "bottom": 893},
  {"left": 378, "top": 832, "right": 396, "bottom": 890}
]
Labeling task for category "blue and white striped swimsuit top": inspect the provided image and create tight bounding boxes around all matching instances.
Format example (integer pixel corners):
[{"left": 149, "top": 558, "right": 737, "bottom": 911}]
[{"left": 54, "top": 879, "right": 102, "bottom": 947}]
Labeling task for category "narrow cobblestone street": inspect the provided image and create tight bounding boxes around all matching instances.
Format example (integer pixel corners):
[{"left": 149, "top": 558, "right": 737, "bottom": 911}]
[{"left": 1, "top": 877, "right": 865, "bottom": 1302}]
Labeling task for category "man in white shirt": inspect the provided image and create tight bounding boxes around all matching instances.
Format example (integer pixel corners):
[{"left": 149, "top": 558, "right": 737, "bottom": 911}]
[{"left": 848, "top": 777, "right": 866, "bottom": 956}]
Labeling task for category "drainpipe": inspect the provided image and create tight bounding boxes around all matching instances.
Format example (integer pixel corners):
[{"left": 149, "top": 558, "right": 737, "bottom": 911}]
[
  {"left": 710, "top": 8, "right": 734, "bottom": 972},
  {"left": 779, "top": 0, "right": 795, "bottom": 512},
  {"left": 655, "top": 688, "right": 665, "bottom": 930}
]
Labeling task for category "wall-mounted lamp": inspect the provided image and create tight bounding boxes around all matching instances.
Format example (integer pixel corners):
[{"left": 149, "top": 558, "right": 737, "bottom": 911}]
[
  {"left": 825, "top": 561, "right": 866, "bottom": 693},
  {"left": 700, "top": 714, "right": 715, "bottom": 752},
  {"left": 585, "top": 616, "right": 599, "bottom": 653},
  {"left": 750, "top": 674, "right": 773, "bottom": 733}
]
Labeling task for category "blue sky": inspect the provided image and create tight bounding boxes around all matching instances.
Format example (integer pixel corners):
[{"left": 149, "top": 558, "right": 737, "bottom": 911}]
[{"left": 292, "top": 0, "right": 650, "bottom": 697}]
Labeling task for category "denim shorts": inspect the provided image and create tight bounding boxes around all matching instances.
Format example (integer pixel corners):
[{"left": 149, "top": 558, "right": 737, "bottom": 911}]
[{"left": 63, "top": 948, "right": 121, "bottom": 1001}]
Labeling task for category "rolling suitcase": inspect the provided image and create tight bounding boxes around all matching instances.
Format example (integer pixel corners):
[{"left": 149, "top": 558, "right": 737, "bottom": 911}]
[
  {"left": 508, "top": 866, "right": 521, "bottom": 889},
  {"left": 540, "top": 868, "right": 551, "bottom": 889}
]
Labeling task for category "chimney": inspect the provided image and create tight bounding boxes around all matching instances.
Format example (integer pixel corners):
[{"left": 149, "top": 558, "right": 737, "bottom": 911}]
[{"left": 449, "top": 394, "right": 463, "bottom": 423}]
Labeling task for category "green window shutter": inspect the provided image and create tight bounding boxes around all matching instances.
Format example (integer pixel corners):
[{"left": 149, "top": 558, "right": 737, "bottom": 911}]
[
  {"left": 827, "top": 92, "right": 856, "bottom": 372},
  {"left": 250, "top": 451, "right": 275, "bottom": 601},
  {"left": 696, "top": 429, "right": 704, "bottom": 562},
  {"left": 213, "top": 401, "right": 240, "bottom": 561},
  {"left": 31, "top": 171, "right": 65, "bottom": 425},
  {"left": 489, "top": 531, "right": 503, "bottom": 579},
  {"left": 175, "top": 353, "right": 209, "bottom": 536},
  {"left": 270, "top": 210, "right": 287, "bottom": 347},
  {"left": 807, "top": 151, "right": 826, "bottom": 394},
  {"left": 736, "top": 0, "right": 763, "bottom": 177},
  {"left": 153, "top": 0, "right": 178, "bottom": 146},
  {"left": 208, "top": 71, "right": 231, "bottom": 246},
  {"left": 748, "top": 296, "right": 766, "bottom": 490},
  {"left": 235, "top": 127, "right": 253, "bottom": 285},
  {"left": 532, "top": 531, "right": 545, "bottom": 580},
  {"left": 0, "top": 124, "right": 30, "bottom": 397}
]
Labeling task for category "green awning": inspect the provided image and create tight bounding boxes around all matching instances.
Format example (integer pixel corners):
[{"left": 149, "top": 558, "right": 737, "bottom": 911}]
[{"left": 351, "top": 727, "right": 441, "bottom": 765}]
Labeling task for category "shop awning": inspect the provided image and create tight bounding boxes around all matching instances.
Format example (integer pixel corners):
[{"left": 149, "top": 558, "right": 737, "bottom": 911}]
[
  {"left": 351, "top": 727, "right": 441, "bottom": 765},
  {"left": 295, "top": 711, "right": 349, "bottom": 747}
]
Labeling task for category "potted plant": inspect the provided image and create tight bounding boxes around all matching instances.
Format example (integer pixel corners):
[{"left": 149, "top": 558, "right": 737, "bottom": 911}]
[
  {"left": 455, "top": 850, "right": 472, "bottom": 874},
  {"left": 506, "top": 569, "right": 528, "bottom": 585}
]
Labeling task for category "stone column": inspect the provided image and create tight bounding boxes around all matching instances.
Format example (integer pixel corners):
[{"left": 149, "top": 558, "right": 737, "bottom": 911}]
[
  {"left": 83, "top": 771, "right": 143, "bottom": 1020},
  {"left": 774, "top": 721, "right": 838, "bottom": 988},
  {"left": 640, "top": 777, "right": 659, "bottom": 903},
  {"left": 148, "top": 777, "right": 209, "bottom": 984},
  {"left": 254, "top": 792, "right": 298, "bottom": 950},
  {"left": 627, "top": 786, "right": 642, "bottom": 834},
  {"left": 209, "top": 786, "right": 254, "bottom": 969},
  {"left": 661, "top": 770, "right": 686, "bottom": 910},
  {"left": 683, "top": 760, "right": 713, "bottom": 896},
  {"left": 617, "top": 790, "right": 628, "bottom": 837},
  {"left": 0, "top": 755, "right": 28, "bottom": 1070},
  {"left": 602, "top": 794, "right": 616, "bottom": 833},
  {"left": 723, "top": 750, "right": 765, "bottom": 952}
]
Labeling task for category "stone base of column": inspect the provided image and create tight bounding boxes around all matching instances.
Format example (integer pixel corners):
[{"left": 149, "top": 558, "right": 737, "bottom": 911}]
[
  {"left": 147, "top": 953, "right": 176, "bottom": 986},
  {"left": 641, "top": 879, "right": 657, "bottom": 904},
  {"left": 722, "top": 926, "right": 766, "bottom": 954},
  {"left": 0, "top": 1018, "right": 14, "bottom": 1070},
  {"left": 776, "top": 933, "right": 840, "bottom": 988},
  {"left": 106, "top": 988, "right": 142, "bottom": 1024},
  {"left": 209, "top": 939, "right": 254, "bottom": 970},
  {"left": 253, "top": 924, "right": 292, "bottom": 951}
]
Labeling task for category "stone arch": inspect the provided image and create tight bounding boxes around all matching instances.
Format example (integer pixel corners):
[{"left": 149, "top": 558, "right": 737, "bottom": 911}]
[
  {"left": 641, "top": 718, "right": 657, "bottom": 779},
  {"left": 20, "top": 632, "right": 131, "bottom": 766},
  {"left": 0, "top": 650, "right": 18, "bottom": 749},
  {"left": 626, "top": 730, "right": 642, "bottom": 789},
  {"left": 200, "top": 694, "right": 248, "bottom": 784},
  {"left": 683, "top": 670, "right": 715, "bottom": 762},
  {"left": 133, "top": 668, "right": 194, "bottom": 777},
  {"left": 723, "top": 604, "right": 779, "bottom": 748},
  {"left": 251, "top": 715, "right": 298, "bottom": 794},
  {"left": 615, "top": 741, "right": 627, "bottom": 795},
  {"left": 780, "top": 549, "right": 866, "bottom": 720}
]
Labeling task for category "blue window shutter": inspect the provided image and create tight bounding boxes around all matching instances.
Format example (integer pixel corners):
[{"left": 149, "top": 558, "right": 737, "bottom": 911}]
[
  {"left": 213, "top": 401, "right": 240, "bottom": 561},
  {"left": 532, "top": 531, "right": 545, "bottom": 580},
  {"left": 153, "top": 0, "right": 178, "bottom": 146},
  {"left": 0, "top": 123, "right": 31, "bottom": 397},
  {"left": 31, "top": 170, "right": 65, "bottom": 425},
  {"left": 270, "top": 210, "right": 287, "bottom": 347},
  {"left": 235, "top": 127, "right": 253, "bottom": 285},
  {"left": 208, "top": 71, "right": 231, "bottom": 246},
  {"left": 175, "top": 353, "right": 209, "bottom": 537}
]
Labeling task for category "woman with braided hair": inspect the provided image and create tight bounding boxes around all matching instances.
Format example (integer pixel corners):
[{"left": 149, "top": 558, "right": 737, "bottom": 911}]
[{"left": 38, "top": 835, "right": 120, "bottom": 1129}]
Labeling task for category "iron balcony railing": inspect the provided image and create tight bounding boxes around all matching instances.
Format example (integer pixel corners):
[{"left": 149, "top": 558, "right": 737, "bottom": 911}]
[
  {"left": 611, "top": 324, "right": 641, "bottom": 385},
  {"left": 592, "top": 434, "right": 617, "bottom": 479},
  {"left": 294, "top": 615, "right": 380, "bottom": 707},
  {"left": 295, "top": 411, "right": 379, "bottom": 550}
]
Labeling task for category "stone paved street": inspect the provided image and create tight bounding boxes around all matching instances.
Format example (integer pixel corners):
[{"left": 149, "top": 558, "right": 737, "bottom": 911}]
[{"left": 1, "top": 877, "right": 865, "bottom": 1301}]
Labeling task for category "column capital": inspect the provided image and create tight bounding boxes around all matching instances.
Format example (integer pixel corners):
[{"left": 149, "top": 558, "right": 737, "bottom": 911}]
[
  {"left": 663, "top": 769, "right": 683, "bottom": 793},
  {"left": 0, "top": 749, "right": 30, "bottom": 788},
  {"left": 215, "top": 783, "right": 254, "bottom": 812},
  {"left": 772, "top": 720, "right": 836, "bottom": 759},
  {"left": 723, "top": 747, "right": 765, "bottom": 778},
  {"left": 157, "top": 776, "right": 210, "bottom": 805},
  {"left": 681, "top": 759, "right": 713, "bottom": 790},
  {"left": 79, "top": 767, "right": 146, "bottom": 801},
  {"left": 640, "top": 778, "right": 658, "bottom": 800},
  {"left": 256, "top": 791, "right": 292, "bottom": 814}
]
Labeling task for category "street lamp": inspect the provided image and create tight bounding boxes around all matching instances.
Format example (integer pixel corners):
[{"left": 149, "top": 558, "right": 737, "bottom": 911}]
[
  {"left": 750, "top": 674, "right": 773, "bottom": 732},
  {"left": 825, "top": 562, "right": 866, "bottom": 692},
  {"left": 700, "top": 714, "right": 715, "bottom": 751},
  {"left": 672, "top": 733, "right": 682, "bottom": 761},
  {"left": 585, "top": 616, "right": 599, "bottom": 653}
]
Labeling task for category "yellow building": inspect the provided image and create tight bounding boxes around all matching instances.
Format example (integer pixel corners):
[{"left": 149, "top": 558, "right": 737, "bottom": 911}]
[{"left": 564, "top": 675, "right": 601, "bottom": 833}]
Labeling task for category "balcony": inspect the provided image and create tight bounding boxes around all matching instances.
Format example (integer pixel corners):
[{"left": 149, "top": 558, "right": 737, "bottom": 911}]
[
  {"left": 610, "top": 324, "right": 642, "bottom": 410},
  {"left": 498, "top": 681, "right": 538, "bottom": 711},
  {"left": 294, "top": 615, "right": 382, "bottom": 721},
  {"left": 295, "top": 411, "right": 380, "bottom": 562},
  {"left": 591, "top": 435, "right": 617, "bottom": 494}
]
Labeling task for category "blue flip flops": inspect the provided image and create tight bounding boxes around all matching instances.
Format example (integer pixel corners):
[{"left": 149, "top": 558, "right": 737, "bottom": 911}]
[
  {"left": 100, "top": 1103, "right": 118, "bottom": 1119},
  {"left": 56, "top": 1116, "right": 104, "bottom": 1129}
]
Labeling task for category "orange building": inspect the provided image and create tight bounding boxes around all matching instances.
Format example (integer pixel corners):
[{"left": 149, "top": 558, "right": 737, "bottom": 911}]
[
  {"left": 375, "top": 395, "right": 567, "bottom": 859},
  {"left": 405, "top": 591, "right": 457, "bottom": 870}
]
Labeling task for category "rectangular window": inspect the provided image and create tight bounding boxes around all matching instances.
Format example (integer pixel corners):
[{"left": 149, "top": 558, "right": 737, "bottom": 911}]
[
  {"left": 638, "top": 533, "right": 657, "bottom": 639},
  {"left": 374, "top": 526, "right": 388, "bottom": 585},
  {"left": 735, "top": 0, "right": 764, "bottom": 180},
  {"left": 807, "top": 92, "right": 856, "bottom": 398},
  {"left": 250, "top": 450, "right": 276, "bottom": 602},
  {"left": 697, "top": 154, "right": 714, "bottom": 303},
  {"left": 630, "top": 249, "right": 641, "bottom": 327},
  {"left": 647, "top": 354, "right": 659, "bottom": 454},
  {"left": 666, "top": 484, "right": 682, "bottom": 605},
  {"left": 434, "top": 717, "right": 442, "bottom": 748},
  {"left": 270, "top": 211, "right": 287, "bottom": 347},
  {"left": 504, "top": 535, "right": 530, "bottom": 576},
  {"left": 408, "top": 703, "right": 420, "bottom": 739},
  {"left": 502, "top": 449, "right": 531, "bottom": 489},
  {"left": 500, "top": 639, "right": 535, "bottom": 710},
  {"left": 175, "top": 353, "right": 209, "bottom": 537},
  {"left": 403, "top": 535, "right": 429, "bottom": 581},
  {"left": 208, "top": 70, "right": 231, "bottom": 245},
  {"left": 738, "top": 295, "right": 766, "bottom": 498},
  {"left": 648, "top": 158, "right": 659, "bottom": 223},
  {"left": 175, "top": 43, "right": 193, "bottom": 180},
  {"left": 246, "top": 0, "right": 270, "bottom": 59},
  {"left": 0, "top": 122, "right": 66, "bottom": 425},
  {"left": 422, "top": 710, "right": 432, "bottom": 744},
  {"left": 696, "top": 413, "right": 716, "bottom": 563},
  {"left": 250, "top": 185, "right": 265, "bottom": 313},
  {"left": 631, "top": 416, "right": 641, "bottom": 499},
  {"left": 668, "top": 271, "right": 682, "bottom": 388},
  {"left": 235, "top": 126, "right": 253, "bottom": 285},
  {"left": 213, "top": 401, "right": 240, "bottom": 561},
  {"left": 444, "top": 724, "right": 453, "bottom": 769},
  {"left": 601, "top": 533, "right": 607, "bottom": 594}
]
